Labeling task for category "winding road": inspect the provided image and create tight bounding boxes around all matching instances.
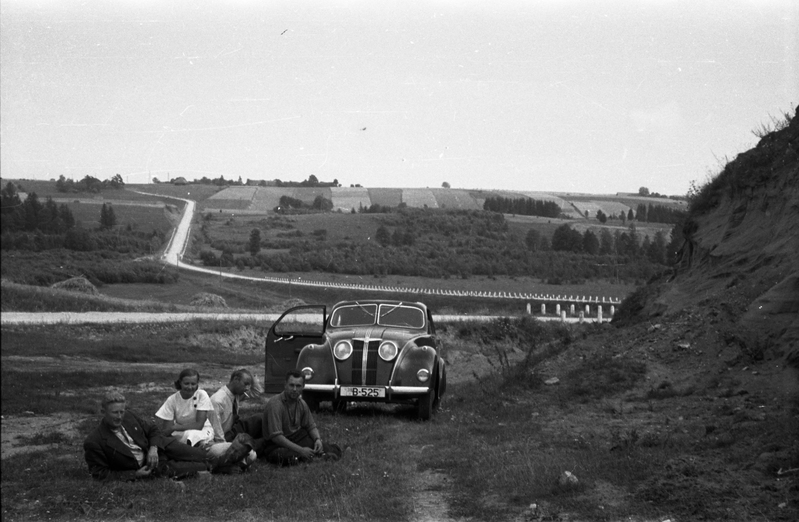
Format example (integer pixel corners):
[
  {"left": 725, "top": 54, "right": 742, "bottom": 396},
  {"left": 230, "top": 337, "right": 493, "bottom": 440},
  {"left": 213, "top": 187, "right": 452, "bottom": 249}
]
[{"left": 0, "top": 191, "right": 612, "bottom": 325}]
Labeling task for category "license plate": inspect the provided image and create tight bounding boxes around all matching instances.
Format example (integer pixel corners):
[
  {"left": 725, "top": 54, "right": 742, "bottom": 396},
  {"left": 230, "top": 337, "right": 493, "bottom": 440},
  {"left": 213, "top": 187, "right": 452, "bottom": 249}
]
[{"left": 340, "top": 386, "right": 385, "bottom": 398}]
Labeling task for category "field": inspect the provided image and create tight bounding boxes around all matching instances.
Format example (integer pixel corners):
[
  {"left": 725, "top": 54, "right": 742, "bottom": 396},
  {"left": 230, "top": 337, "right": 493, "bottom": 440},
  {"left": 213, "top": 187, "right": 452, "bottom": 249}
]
[
  {"left": 401, "top": 188, "right": 439, "bottom": 208},
  {"left": 68, "top": 202, "right": 175, "bottom": 234},
  {"left": 367, "top": 188, "right": 402, "bottom": 207},
  {"left": 2, "top": 307, "right": 795, "bottom": 521},
  {"left": 429, "top": 188, "right": 481, "bottom": 210},
  {"left": 330, "top": 186, "right": 371, "bottom": 212}
]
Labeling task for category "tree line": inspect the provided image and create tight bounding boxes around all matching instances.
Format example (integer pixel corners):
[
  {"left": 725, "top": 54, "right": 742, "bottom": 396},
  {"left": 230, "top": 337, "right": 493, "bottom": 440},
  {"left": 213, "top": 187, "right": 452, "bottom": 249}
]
[
  {"left": 595, "top": 203, "right": 685, "bottom": 225},
  {"left": 482, "top": 196, "right": 561, "bottom": 218},
  {"left": 56, "top": 174, "right": 125, "bottom": 193},
  {"left": 1, "top": 190, "right": 161, "bottom": 254}
]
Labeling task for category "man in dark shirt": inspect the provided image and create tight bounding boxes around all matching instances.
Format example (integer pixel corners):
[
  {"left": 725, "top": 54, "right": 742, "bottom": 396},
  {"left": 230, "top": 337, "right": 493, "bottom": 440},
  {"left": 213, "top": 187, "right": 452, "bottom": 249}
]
[
  {"left": 261, "top": 370, "right": 339, "bottom": 464},
  {"left": 83, "top": 391, "right": 210, "bottom": 481}
]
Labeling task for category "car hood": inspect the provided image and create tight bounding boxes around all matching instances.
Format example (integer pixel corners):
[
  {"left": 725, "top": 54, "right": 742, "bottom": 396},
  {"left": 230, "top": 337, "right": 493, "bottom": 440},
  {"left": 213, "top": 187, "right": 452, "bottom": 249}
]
[{"left": 325, "top": 326, "right": 430, "bottom": 346}]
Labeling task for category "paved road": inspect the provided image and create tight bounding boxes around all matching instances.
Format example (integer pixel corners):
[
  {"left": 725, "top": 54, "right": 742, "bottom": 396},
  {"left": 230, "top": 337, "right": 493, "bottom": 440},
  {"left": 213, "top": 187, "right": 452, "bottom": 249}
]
[{"left": 0, "top": 311, "right": 601, "bottom": 325}]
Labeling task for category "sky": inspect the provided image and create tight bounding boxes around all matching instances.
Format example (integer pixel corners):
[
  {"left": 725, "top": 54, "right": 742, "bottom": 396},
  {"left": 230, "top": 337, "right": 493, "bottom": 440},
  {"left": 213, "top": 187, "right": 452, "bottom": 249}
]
[{"left": 1, "top": 0, "right": 796, "bottom": 196}]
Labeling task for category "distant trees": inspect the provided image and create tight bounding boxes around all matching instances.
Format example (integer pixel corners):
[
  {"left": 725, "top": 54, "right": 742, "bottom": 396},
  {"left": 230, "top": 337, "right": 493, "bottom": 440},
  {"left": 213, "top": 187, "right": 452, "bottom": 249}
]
[
  {"left": 1, "top": 185, "right": 76, "bottom": 236},
  {"left": 638, "top": 187, "right": 650, "bottom": 196},
  {"left": 55, "top": 174, "right": 124, "bottom": 193},
  {"left": 312, "top": 195, "right": 333, "bottom": 211},
  {"left": 582, "top": 230, "right": 599, "bottom": 255},
  {"left": 483, "top": 196, "right": 561, "bottom": 218},
  {"left": 99, "top": 203, "right": 117, "bottom": 230},
  {"left": 442, "top": 181, "right": 451, "bottom": 188},
  {"left": 551, "top": 224, "right": 583, "bottom": 253},
  {"left": 525, "top": 229, "right": 541, "bottom": 251},
  {"left": 248, "top": 229, "right": 261, "bottom": 256},
  {"left": 194, "top": 207, "right": 671, "bottom": 283},
  {"left": 276, "top": 194, "right": 334, "bottom": 213},
  {"left": 375, "top": 225, "right": 391, "bottom": 246},
  {"left": 634, "top": 203, "right": 685, "bottom": 224}
]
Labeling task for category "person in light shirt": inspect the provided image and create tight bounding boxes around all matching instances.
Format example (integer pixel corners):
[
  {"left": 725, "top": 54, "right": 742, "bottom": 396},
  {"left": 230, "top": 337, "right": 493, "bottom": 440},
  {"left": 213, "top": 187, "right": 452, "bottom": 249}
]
[
  {"left": 155, "top": 368, "right": 215, "bottom": 448},
  {"left": 206, "top": 368, "right": 261, "bottom": 467},
  {"left": 209, "top": 368, "right": 260, "bottom": 442}
]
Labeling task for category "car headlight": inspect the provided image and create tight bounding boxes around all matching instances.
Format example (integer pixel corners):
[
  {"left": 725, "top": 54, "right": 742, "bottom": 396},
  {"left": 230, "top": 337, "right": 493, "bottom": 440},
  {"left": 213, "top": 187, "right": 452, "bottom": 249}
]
[
  {"left": 378, "top": 341, "right": 398, "bottom": 361},
  {"left": 301, "top": 367, "right": 314, "bottom": 381},
  {"left": 333, "top": 341, "right": 353, "bottom": 360},
  {"left": 416, "top": 369, "right": 430, "bottom": 383}
]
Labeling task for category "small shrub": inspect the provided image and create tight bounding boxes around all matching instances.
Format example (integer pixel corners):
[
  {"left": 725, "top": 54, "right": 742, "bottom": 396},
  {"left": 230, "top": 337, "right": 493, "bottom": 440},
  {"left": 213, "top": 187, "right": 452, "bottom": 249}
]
[
  {"left": 562, "top": 355, "right": 647, "bottom": 402},
  {"left": 16, "top": 431, "right": 70, "bottom": 445}
]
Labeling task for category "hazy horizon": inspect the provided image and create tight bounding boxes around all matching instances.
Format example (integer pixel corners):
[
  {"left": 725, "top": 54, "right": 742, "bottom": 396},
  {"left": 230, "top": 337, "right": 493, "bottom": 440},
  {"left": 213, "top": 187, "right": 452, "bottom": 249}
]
[{"left": 2, "top": 0, "right": 796, "bottom": 196}]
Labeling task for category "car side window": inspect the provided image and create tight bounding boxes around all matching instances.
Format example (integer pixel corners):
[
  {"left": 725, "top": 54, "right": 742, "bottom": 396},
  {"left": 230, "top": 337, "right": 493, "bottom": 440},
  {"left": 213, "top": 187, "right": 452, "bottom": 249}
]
[{"left": 273, "top": 307, "right": 325, "bottom": 336}]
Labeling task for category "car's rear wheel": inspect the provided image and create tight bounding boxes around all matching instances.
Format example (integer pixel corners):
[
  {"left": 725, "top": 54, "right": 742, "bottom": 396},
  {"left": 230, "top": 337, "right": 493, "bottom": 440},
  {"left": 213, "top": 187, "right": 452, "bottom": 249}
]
[
  {"left": 417, "top": 389, "right": 435, "bottom": 421},
  {"left": 433, "top": 364, "right": 446, "bottom": 410}
]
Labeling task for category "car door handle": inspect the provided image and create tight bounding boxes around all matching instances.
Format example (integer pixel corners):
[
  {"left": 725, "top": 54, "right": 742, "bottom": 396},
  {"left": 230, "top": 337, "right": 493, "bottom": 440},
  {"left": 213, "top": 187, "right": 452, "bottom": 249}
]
[{"left": 276, "top": 336, "right": 294, "bottom": 342}]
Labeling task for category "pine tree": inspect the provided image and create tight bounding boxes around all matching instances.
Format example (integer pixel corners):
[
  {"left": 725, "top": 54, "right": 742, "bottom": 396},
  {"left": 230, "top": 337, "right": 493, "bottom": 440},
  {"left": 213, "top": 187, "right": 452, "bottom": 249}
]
[
  {"left": 249, "top": 229, "right": 261, "bottom": 256},
  {"left": 100, "top": 203, "right": 117, "bottom": 230}
]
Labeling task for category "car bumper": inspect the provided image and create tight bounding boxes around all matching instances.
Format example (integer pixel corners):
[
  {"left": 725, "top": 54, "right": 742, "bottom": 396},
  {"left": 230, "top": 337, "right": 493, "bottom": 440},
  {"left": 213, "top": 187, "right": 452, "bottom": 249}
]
[{"left": 304, "top": 383, "right": 430, "bottom": 397}]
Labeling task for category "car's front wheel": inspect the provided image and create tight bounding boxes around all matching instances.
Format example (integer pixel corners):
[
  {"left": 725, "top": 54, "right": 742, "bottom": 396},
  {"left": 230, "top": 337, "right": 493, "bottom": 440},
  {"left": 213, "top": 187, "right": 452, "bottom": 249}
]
[
  {"left": 303, "top": 392, "right": 320, "bottom": 412},
  {"left": 417, "top": 370, "right": 438, "bottom": 421}
]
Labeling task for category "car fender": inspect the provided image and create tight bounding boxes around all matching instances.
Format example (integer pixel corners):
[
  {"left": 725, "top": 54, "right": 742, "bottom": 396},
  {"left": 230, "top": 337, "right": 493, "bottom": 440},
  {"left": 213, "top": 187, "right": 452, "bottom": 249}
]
[
  {"left": 297, "top": 342, "right": 338, "bottom": 385},
  {"left": 390, "top": 338, "right": 438, "bottom": 389}
]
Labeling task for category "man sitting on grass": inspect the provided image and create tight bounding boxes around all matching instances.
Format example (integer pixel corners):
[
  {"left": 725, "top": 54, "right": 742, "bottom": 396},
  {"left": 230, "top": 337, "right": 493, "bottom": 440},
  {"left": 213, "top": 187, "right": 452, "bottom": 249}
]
[
  {"left": 209, "top": 368, "right": 260, "bottom": 443},
  {"left": 84, "top": 391, "right": 211, "bottom": 481},
  {"left": 207, "top": 368, "right": 261, "bottom": 468},
  {"left": 261, "top": 370, "right": 341, "bottom": 465}
]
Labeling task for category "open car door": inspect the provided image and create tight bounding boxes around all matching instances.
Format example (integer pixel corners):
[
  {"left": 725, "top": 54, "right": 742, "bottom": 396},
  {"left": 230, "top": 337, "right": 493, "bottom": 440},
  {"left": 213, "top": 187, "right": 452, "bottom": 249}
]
[{"left": 264, "top": 305, "right": 326, "bottom": 393}]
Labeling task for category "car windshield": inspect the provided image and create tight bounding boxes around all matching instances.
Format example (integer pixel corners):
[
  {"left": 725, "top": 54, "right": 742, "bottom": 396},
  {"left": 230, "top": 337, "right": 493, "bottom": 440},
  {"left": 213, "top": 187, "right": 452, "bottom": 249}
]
[
  {"left": 378, "top": 304, "right": 425, "bottom": 328},
  {"left": 329, "top": 303, "right": 377, "bottom": 326},
  {"left": 329, "top": 303, "right": 425, "bottom": 328}
]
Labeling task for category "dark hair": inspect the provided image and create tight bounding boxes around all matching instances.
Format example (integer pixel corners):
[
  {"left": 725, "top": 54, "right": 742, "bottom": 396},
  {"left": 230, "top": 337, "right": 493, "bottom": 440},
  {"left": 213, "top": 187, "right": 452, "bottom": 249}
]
[
  {"left": 174, "top": 368, "right": 200, "bottom": 390},
  {"left": 230, "top": 368, "right": 250, "bottom": 383},
  {"left": 285, "top": 370, "right": 304, "bottom": 382}
]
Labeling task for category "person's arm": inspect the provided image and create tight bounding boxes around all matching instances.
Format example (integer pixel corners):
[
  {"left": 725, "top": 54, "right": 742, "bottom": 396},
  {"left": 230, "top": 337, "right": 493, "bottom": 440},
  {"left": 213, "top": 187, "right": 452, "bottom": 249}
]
[
  {"left": 270, "top": 433, "right": 316, "bottom": 460},
  {"left": 128, "top": 410, "right": 161, "bottom": 469},
  {"left": 172, "top": 410, "right": 208, "bottom": 432},
  {"left": 84, "top": 439, "right": 149, "bottom": 481},
  {"left": 155, "top": 396, "right": 177, "bottom": 435},
  {"left": 309, "top": 426, "right": 323, "bottom": 454},
  {"left": 208, "top": 406, "right": 226, "bottom": 443}
]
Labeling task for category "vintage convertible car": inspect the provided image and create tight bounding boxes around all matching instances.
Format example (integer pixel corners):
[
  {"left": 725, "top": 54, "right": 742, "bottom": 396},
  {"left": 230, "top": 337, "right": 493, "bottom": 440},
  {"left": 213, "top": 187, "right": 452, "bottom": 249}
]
[{"left": 264, "top": 300, "right": 446, "bottom": 420}]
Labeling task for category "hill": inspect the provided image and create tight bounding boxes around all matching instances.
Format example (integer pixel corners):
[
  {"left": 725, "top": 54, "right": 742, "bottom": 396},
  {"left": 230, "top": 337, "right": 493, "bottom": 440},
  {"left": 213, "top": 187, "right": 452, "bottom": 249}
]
[
  {"left": 617, "top": 105, "right": 799, "bottom": 353},
  {"left": 194, "top": 185, "right": 685, "bottom": 220}
]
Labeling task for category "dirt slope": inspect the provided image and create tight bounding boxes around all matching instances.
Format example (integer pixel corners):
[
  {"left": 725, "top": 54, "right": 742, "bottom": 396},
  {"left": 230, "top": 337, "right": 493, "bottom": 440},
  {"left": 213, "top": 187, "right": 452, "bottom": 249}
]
[{"left": 621, "top": 106, "right": 798, "bottom": 360}]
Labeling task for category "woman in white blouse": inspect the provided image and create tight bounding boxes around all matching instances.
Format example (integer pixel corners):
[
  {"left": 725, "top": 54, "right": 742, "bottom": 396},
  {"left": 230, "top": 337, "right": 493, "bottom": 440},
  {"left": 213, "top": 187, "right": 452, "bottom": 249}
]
[{"left": 155, "top": 368, "right": 215, "bottom": 448}]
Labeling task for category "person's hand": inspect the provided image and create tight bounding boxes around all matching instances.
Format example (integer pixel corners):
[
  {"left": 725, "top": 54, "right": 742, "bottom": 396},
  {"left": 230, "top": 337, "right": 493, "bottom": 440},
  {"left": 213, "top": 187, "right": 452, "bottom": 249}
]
[
  {"left": 313, "top": 438, "right": 324, "bottom": 455},
  {"left": 135, "top": 466, "right": 154, "bottom": 478},
  {"left": 146, "top": 447, "right": 159, "bottom": 469},
  {"left": 297, "top": 447, "right": 316, "bottom": 460}
]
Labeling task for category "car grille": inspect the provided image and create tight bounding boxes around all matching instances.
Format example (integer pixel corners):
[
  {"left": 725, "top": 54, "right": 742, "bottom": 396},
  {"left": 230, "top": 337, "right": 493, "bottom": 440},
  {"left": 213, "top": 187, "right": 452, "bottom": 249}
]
[{"left": 351, "top": 339, "right": 380, "bottom": 385}]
